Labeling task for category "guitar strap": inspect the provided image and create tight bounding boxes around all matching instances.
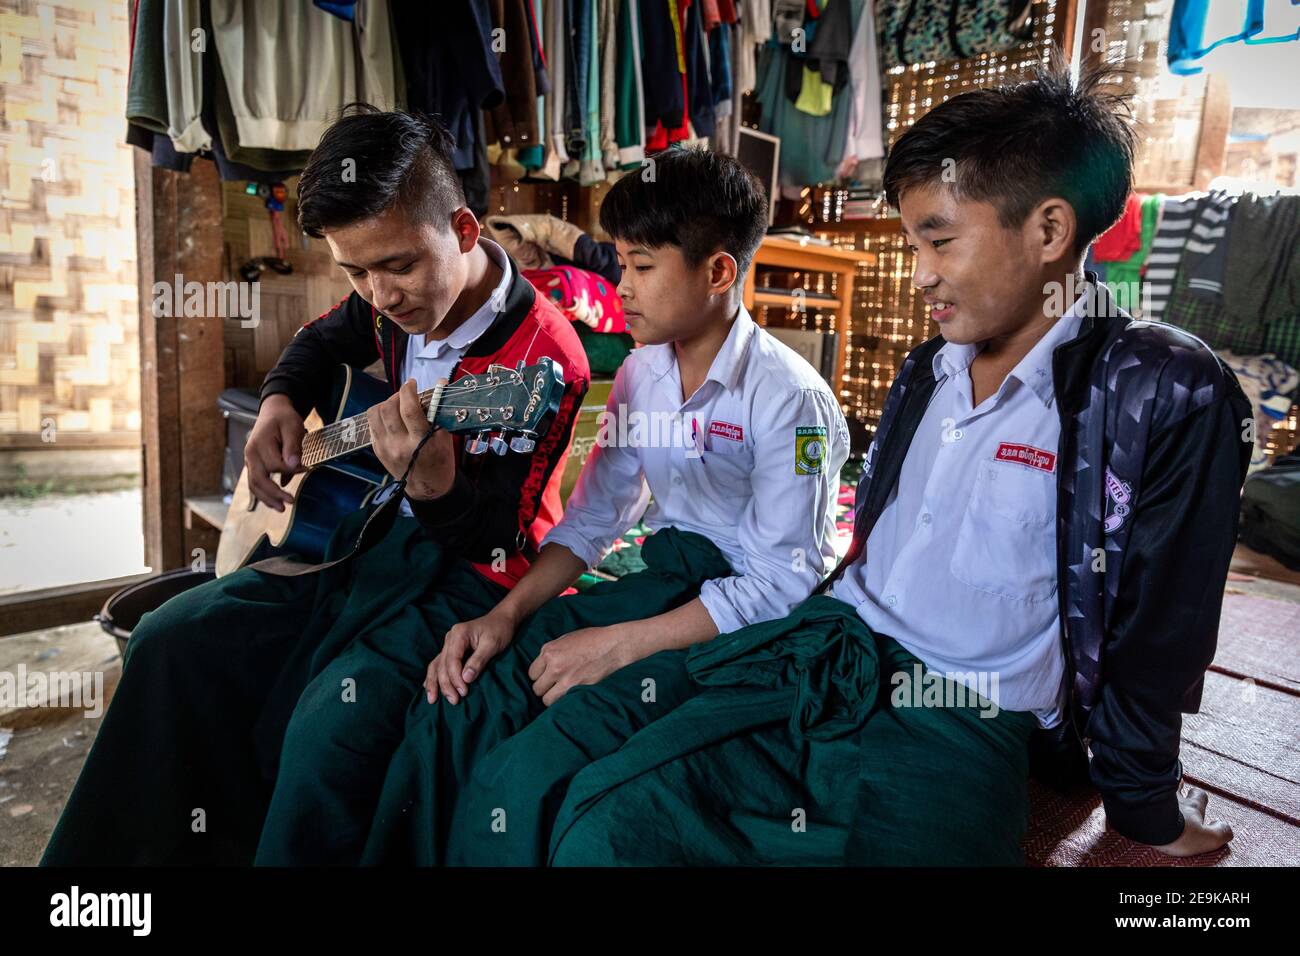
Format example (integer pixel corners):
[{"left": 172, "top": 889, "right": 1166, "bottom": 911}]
[{"left": 245, "top": 415, "right": 444, "bottom": 578}]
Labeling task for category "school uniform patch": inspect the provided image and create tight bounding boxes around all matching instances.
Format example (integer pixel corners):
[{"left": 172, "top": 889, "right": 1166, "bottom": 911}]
[
  {"left": 709, "top": 420, "right": 744, "bottom": 443},
  {"left": 795, "top": 426, "right": 828, "bottom": 475},
  {"left": 994, "top": 442, "right": 1057, "bottom": 474},
  {"left": 1103, "top": 467, "right": 1134, "bottom": 535}
]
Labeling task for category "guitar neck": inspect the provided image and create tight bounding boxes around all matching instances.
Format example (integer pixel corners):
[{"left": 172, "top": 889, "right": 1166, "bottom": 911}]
[{"left": 298, "top": 381, "right": 447, "bottom": 470}]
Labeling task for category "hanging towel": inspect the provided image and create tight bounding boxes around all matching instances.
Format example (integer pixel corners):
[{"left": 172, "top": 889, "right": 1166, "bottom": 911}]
[{"left": 1141, "top": 193, "right": 1201, "bottom": 322}]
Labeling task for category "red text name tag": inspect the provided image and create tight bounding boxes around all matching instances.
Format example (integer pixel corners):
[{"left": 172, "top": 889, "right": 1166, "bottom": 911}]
[
  {"left": 709, "top": 420, "right": 744, "bottom": 442},
  {"left": 995, "top": 442, "right": 1056, "bottom": 473}
]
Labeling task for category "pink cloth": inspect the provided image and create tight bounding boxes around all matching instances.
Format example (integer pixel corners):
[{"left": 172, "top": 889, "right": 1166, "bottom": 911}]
[{"left": 523, "top": 266, "right": 627, "bottom": 334}]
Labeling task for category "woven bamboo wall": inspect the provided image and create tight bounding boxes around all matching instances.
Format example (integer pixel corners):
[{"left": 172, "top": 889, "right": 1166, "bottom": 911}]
[{"left": 0, "top": 0, "right": 139, "bottom": 446}]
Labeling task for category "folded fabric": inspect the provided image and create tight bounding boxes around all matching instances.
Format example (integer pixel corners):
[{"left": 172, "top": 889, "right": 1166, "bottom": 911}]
[
  {"left": 1216, "top": 348, "right": 1300, "bottom": 473},
  {"left": 687, "top": 593, "right": 879, "bottom": 740},
  {"left": 1092, "top": 192, "right": 1143, "bottom": 261},
  {"left": 548, "top": 594, "right": 1037, "bottom": 866},
  {"left": 523, "top": 266, "right": 626, "bottom": 333}
]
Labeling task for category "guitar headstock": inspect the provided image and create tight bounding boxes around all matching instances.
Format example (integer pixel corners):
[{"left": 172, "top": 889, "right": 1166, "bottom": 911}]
[{"left": 429, "top": 356, "right": 566, "bottom": 454}]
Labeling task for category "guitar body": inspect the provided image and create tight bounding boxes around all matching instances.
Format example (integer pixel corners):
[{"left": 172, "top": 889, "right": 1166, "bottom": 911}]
[{"left": 216, "top": 367, "right": 392, "bottom": 576}]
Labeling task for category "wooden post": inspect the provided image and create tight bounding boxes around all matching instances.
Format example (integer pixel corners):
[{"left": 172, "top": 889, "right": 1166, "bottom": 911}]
[{"left": 136, "top": 154, "right": 226, "bottom": 574}]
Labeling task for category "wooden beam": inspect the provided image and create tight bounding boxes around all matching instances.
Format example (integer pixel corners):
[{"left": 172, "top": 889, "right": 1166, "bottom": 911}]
[
  {"left": 136, "top": 155, "right": 226, "bottom": 574},
  {"left": 1193, "top": 72, "right": 1233, "bottom": 190},
  {"left": 0, "top": 574, "right": 154, "bottom": 638},
  {"left": 1077, "top": 0, "right": 1111, "bottom": 74}
]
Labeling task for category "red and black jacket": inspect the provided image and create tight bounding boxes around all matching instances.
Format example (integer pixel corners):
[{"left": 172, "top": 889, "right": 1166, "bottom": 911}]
[{"left": 259, "top": 257, "right": 590, "bottom": 590}]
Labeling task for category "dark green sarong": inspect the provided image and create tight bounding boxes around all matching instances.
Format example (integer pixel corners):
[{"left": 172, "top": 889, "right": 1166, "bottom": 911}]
[
  {"left": 359, "top": 527, "right": 732, "bottom": 865},
  {"left": 547, "top": 595, "right": 1037, "bottom": 866},
  {"left": 40, "top": 503, "right": 507, "bottom": 866}
]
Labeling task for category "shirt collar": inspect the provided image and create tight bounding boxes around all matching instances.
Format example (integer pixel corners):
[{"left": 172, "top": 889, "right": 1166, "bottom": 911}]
[
  {"left": 647, "top": 306, "right": 757, "bottom": 395},
  {"left": 930, "top": 281, "right": 1089, "bottom": 408},
  {"left": 411, "top": 238, "right": 512, "bottom": 361}
]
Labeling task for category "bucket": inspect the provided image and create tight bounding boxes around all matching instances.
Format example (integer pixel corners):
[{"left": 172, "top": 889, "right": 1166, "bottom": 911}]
[{"left": 96, "top": 567, "right": 216, "bottom": 658}]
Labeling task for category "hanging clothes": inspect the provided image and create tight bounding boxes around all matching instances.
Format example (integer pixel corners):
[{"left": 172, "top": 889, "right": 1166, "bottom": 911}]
[
  {"left": 644, "top": 0, "right": 691, "bottom": 153},
  {"left": 716, "top": 0, "right": 772, "bottom": 156},
  {"left": 485, "top": 0, "right": 544, "bottom": 152},
  {"left": 162, "top": 0, "right": 209, "bottom": 153},
  {"left": 876, "top": 0, "right": 1035, "bottom": 71},
  {"left": 579, "top": 0, "right": 605, "bottom": 184},
  {"left": 209, "top": 0, "right": 399, "bottom": 153},
  {"left": 835, "top": 0, "right": 884, "bottom": 178},
  {"left": 754, "top": 0, "right": 862, "bottom": 193},
  {"left": 1092, "top": 192, "right": 1144, "bottom": 261},
  {"left": 543, "top": 0, "right": 571, "bottom": 178},
  {"left": 391, "top": 0, "right": 502, "bottom": 215},
  {"left": 1103, "top": 193, "right": 1161, "bottom": 317},
  {"left": 1181, "top": 189, "right": 1237, "bottom": 301},
  {"left": 1141, "top": 193, "right": 1201, "bottom": 323},
  {"left": 615, "top": 0, "right": 648, "bottom": 167},
  {"left": 1167, "top": 0, "right": 1300, "bottom": 76},
  {"left": 1224, "top": 192, "right": 1300, "bottom": 328},
  {"left": 598, "top": 0, "right": 621, "bottom": 170}
]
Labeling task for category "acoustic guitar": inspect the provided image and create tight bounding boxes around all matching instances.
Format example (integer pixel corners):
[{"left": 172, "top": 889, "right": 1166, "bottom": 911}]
[{"left": 216, "top": 358, "right": 566, "bottom": 576}]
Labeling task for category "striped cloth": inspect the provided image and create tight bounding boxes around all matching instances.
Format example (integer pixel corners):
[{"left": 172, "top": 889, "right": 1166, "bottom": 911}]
[
  {"left": 1182, "top": 189, "right": 1237, "bottom": 300},
  {"left": 1142, "top": 193, "right": 1201, "bottom": 322}
]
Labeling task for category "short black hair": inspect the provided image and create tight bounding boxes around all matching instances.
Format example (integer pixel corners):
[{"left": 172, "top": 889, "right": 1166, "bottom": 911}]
[
  {"left": 297, "top": 104, "right": 467, "bottom": 239},
  {"left": 882, "top": 52, "right": 1138, "bottom": 257},
  {"left": 599, "top": 146, "right": 769, "bottom": 278}
]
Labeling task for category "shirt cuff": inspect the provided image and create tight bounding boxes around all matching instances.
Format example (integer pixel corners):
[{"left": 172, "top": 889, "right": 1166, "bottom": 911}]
[
  {"left": 540, "top": 524, "right": 606, "bottom": 570},
  {"left": 405, "top": 471, "right": 478, "bottom": 529},
  {"left": 698, "top": 579, "right": 747, "bottom": 637}
]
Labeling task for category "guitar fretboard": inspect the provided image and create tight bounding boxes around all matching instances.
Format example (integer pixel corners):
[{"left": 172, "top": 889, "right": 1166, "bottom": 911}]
[{"left": 299, "top": 381, "right": 446, "bottom": 469}]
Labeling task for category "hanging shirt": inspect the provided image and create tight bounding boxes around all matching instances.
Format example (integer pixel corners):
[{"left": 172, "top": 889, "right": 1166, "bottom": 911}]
[
  {"left": 386, "top": 237, "right": 513, "bottom": 518},
  {"left": 544, "top": 306, "right": 850, "bottom": 635},
  {"left": 831, "top": 290, "right": 1091, "bottom": 728}
]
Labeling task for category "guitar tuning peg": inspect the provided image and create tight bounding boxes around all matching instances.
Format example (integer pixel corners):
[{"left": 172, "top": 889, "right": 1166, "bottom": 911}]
[
  {"left": 509, "top": 431, "right": 537, "bottom": 454},
  {"left": 466, "top": 431, "right": 491, "bottom": 455},
  {"left": 488, "top": 431, "right": 508, "bottom": 456}
]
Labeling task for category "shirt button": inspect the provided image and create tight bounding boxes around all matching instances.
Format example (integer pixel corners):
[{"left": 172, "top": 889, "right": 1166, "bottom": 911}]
[
  {"left": 672, "top": 475, "right": 683, "bottom": 487},
  {"left": 920, "top": 513, "right": 931, "bottom": 526},
  {"left": 951, "top": 428, "right": 964, "bottom": 441},
  {"left": 886, "top": 594, "right": 897, "bottom": 607}
]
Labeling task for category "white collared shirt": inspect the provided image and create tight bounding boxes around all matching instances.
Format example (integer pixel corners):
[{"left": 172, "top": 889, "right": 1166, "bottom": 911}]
[
  {"left": 831, "top": 291, "right": 1090, "bottom": 728},
  {"left": 544, "top": 306, "right": 850, "bottom": 635},
  {"left": 394, "top": 238, "right": 512, "bottom": 517}
]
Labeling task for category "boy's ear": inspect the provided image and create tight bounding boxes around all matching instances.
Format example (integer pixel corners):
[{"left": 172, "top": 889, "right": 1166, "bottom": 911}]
[
  {"left": 451, "top": 207, "right": 481, "bottom": 253},
  {"left": 706, "top": 250, "right": 740, "bottom": 297}
]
